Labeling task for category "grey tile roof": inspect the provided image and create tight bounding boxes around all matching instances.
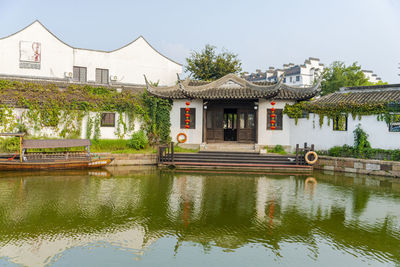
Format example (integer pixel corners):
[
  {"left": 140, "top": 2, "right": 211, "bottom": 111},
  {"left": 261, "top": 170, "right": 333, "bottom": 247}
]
[
  {"left": 145, "top": 74, "right": 320, "bottom": 101},
  {"left": 309, "top": 84, "right": 400, "bottom": 106}
]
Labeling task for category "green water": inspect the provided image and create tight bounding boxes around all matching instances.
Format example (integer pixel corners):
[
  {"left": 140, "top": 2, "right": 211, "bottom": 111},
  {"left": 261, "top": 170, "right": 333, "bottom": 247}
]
[{"left": 0, "top": 167, "right": 399, "bottom": 267}]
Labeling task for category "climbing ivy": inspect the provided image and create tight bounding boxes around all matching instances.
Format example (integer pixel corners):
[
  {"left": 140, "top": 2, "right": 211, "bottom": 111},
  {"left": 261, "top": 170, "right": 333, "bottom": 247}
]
[
  {"left": 0, "top": 79, "right": 173, "bottom": 143},
  {"left": 283, "top": 101, "right": 400, "bottom": 127}
]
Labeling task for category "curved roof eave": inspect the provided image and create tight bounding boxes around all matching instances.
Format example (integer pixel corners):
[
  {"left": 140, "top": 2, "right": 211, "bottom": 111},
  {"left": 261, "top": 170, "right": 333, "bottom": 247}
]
[{"left": 0, "top": 20, "right": 182, "bottom": 67}]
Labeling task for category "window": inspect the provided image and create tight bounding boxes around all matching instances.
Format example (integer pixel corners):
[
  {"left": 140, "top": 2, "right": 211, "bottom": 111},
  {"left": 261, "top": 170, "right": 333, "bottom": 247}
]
[
  {"left": 283, "top": 78, "right": 286, "bottom": 83},
  {"left": 206, "top": 111, "right": 213, "bottom": 129},
  {"left": 180, "top": 108, "right": 196, "bottom": 129},
  {"left": 267, "top": 109, "right": 283, "bottom": 130},
  {"left": 333, "top": 115, "right": 347, "bottom": 131},
  {"left": 290, "top": 77, "right": 293, "bottom": 82},
  {"left": 101, "top": 113, "right": 115, "bottom": 127},
  {"left": 73, "top": 66, "right": 87, "bottom": 82},
  {"left": 96, "top": 68, "right": 109, "bottom": 84},
  {"left": 296, "top": 76, "right": 300, "bottom": 82},
  {"left": 389, "top": 114, "right": 400, "bottom": 132}
]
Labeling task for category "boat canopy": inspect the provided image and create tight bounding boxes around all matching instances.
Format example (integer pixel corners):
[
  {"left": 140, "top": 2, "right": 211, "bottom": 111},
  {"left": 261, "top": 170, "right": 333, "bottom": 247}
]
[
  {"left": 22, "top": 139, "right": 91, "bottom": 149},
  {"left": 0, "top": 133, "right": 25, "bottom": 137}
]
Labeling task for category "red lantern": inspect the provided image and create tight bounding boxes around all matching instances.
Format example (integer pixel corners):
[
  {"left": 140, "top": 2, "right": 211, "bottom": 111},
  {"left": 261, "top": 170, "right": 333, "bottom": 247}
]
[
  {"left": 271, "top": 126, "right": 276, "bottom": 130},
  {"left": 185, "top": 113, "right": 190, "bottom": 118},
  {"left": 185, "top": 125, "right": 190, "bottom": 129},
  {"left": 185, "top": 101, "right": 190, "bottom": 106},
  {"left": 271, "top": 114, "right": 276, "bottom": 118},
  {"left": 185, "top": 119, "right": 190, "bottom": 123},
  {"left": 271, "top": 107, "right": 275, "bottom": 112},
  {"left": 185, "top": 107, "right": 190, "bottom": 112},
  {"left": 271, "top": 120, "right": 276, "bottom": 124},
  {"left": 271, "top": 101, "right": 276, "bottom": 106}
]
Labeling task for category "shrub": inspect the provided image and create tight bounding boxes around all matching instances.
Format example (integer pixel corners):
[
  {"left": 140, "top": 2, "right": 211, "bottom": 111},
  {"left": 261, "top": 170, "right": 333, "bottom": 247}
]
[
  {"left": 272, "top": 145, "right": 286, "bottom": 154},
  {"left": 127, "top": 130, "right": 148, "bottom": 150},
  {"left": 0, "top": 137, "right": 19, "bottom": 153}
]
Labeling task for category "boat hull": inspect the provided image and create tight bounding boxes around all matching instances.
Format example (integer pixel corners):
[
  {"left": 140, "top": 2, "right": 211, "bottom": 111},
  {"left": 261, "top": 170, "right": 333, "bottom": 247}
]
[{"left": 0, "top": 158, "right": 114, "bottom": 171}]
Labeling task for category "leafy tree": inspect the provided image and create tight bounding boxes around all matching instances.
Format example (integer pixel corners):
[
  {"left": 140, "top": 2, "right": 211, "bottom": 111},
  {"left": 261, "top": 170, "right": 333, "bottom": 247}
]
[
  {"left": 185, "top": 44, "right": 242, "bottom": 80},
  {"left": 320, "top": 61, "right": 385, "bottom": 96}
]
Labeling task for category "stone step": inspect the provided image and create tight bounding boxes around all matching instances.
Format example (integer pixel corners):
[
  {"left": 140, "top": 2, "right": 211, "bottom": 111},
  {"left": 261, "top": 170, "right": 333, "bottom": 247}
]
[{"left": 200, "top": 143, "right": 257, "bottom": 153}]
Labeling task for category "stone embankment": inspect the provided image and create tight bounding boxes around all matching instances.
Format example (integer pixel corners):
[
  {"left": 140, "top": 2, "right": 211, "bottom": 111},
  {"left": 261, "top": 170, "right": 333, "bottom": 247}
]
[
  {"left": 314, "top": 156, "right": 400, "bottom": 178},
  {"left": 97, "top": 153, "right": 157, "bottom": 166}
]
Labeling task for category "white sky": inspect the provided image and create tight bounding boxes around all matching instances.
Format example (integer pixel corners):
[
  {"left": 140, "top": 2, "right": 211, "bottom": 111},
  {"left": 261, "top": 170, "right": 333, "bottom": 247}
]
[{"left": 0, "top": 0, "right": 399, "bottom": 82}]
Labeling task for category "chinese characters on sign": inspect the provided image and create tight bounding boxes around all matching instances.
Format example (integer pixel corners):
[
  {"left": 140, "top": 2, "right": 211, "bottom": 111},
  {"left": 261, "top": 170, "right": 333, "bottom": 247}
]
[{"left": 19, "top": 41, "right": 41, "bottom": 69}]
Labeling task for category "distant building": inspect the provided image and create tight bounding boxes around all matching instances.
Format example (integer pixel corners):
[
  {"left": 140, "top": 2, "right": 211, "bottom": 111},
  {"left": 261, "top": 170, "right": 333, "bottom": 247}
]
[
  {"left": 244, "top": 57, "right": 324, "bottom": 87},
  {"left": 245, "top": 57, "right": 382, "bottom": 86}
]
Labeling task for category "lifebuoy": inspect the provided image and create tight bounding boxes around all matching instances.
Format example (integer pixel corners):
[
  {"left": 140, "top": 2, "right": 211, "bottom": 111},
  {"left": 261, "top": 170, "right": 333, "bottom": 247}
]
[
  {"left": 305, "top": 177, "right": 317, "bottom": 185},
  {"left": 305, "top": 151, "right": 318, "bottom": 165},
  {"left": 177, "top": 133, "right": 187, "bottom": 143}
]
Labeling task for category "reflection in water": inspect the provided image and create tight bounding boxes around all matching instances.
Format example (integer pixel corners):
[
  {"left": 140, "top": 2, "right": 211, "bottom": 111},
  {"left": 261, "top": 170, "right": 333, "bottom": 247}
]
[{"left": 0, "top": 168, "right": 398, "bottom": 266}]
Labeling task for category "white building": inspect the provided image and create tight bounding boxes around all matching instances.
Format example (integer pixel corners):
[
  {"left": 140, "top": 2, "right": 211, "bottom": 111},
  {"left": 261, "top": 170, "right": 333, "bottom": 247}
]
[
  {"left": 0, "top": 20, "right": 182, "bottom": 86},
  {"left": 245, "top": 57, "right": 325, "bottom": 87},
  {"left": 245, "top": 57, "right": 382, "bottom": 87},
  {"left": 146, "top": 75, "right": 400, "bottom": 151}
]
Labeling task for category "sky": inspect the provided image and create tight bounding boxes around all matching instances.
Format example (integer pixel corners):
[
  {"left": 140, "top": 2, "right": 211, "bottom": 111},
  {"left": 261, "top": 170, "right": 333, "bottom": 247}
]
[{"left": 0, "top": 0, "right": 399, "bottom": 82}]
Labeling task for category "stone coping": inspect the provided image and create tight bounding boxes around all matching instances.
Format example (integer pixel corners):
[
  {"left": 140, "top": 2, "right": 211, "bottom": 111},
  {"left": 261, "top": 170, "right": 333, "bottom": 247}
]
[{"left": 315, "top": 155, "right": 400, "bottom": 178}]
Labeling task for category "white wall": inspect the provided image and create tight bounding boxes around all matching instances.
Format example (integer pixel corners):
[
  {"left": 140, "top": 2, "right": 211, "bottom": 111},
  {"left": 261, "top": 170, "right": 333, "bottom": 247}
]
[
  {"left": 0, "top": 21, "right": 182, "bottom": 86},
  {"left": 170, "top": 99, "right": 203, "bottom": 144},
  {"left": 257, "top": 99, "right": 294, "bottom": 147},
  {"left": 289, "top": 114, "right": 400, "bottom": 151}
]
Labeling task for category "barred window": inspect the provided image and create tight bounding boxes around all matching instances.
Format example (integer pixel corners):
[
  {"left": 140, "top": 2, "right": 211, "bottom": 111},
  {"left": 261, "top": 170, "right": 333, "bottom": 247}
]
[
  {"left": 389, "top": 114, "right": 400, "bottom": 132},
  {"left": 96, "top": 68, "right": 109, "bottom": 84},
  {"left": 267, "top": 109, "right": 283, "bottom": 130},
  {"left": 101, "top": 113, "right": 115, "bottom": 127},
  {"left": 333, "top": 115, "right": 347, "bottom": 131},
  {"left": 73, "top": 66, "right": 87, "bottom": 82},
  {"left": 180, "top": 108, "right": 196, "bottom": 129}
]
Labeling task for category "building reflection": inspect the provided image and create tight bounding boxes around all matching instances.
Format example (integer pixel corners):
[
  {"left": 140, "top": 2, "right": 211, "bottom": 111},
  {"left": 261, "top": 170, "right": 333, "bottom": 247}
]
[{"left": 0, "top": 168, "right": 398, "bottom": 266}]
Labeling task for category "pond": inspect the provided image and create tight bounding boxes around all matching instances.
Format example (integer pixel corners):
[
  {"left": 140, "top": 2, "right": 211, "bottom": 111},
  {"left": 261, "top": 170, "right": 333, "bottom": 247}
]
[{"left": 0, "top": 167, "right": 399, "bottom": 267}]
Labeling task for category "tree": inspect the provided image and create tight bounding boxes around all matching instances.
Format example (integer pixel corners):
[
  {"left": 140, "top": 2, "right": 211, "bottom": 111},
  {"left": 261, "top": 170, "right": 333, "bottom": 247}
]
[
  {"left": 320, "top": 61, "right": 387, "bottom": 96},
  {"left": 185, "top": 44, "right": 242, "bottom": 80}
]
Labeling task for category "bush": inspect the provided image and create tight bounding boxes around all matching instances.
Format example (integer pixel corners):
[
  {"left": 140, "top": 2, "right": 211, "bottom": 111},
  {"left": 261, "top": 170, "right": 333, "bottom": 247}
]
[
  {"left": 272, "top": 145, "right": 286, "bottom": 155},
  {"left": 127, "top": 130, "right": 148, "bottom": 150},
  {"left": 0, "top": 137, "right": 19, "bottom": 153}
]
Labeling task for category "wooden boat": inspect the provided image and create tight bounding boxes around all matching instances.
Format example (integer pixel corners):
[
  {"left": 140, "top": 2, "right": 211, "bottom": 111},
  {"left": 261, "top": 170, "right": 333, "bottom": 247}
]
[{"left": 0, "top": 133, "right": 113, "bottom": 171}]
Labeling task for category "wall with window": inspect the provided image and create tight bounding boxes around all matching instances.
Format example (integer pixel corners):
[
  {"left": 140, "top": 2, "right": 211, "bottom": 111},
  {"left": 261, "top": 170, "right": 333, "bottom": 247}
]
[
  {"left": 0, "top": 21, "right": 182, "bottom": 86},
  {"left": 257, "top": 99, "right": 294, "bottom": 148},
  {"left": 170, "top": 99, "right": 203, "bottom": 144},
  {"left": 289, "top": 114, "right": 400, "bottom": 150}
]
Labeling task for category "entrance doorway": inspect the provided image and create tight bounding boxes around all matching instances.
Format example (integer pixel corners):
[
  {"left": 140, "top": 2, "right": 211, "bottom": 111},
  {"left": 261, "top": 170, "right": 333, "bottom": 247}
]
[
  {"left": 205, "top": 101, "right": 257, "bottom": 143},
  {"left": 224, "top": 109, "right": 237, "bottom": 141}
]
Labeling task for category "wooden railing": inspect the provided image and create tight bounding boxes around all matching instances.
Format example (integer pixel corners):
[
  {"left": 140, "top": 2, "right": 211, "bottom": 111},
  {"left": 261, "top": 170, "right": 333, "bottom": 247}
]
[
  {"left": 295, "top": 143, "right": 315, "bottom": 165},
  {"left": 158, "top": 143, "right": 174, "bottom": 164}
]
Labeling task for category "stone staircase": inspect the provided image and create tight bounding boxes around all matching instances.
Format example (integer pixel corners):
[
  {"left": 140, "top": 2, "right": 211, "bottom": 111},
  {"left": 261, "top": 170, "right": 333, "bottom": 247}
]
[
  {"left": 200, "top": 142, "right": 257, "bottom": 153},
  {"left": 168, "top": 151, "right": 311, "bottom": 172}
]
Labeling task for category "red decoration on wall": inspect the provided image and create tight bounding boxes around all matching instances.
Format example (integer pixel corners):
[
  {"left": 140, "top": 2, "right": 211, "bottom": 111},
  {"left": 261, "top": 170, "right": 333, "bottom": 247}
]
[
  {"left": 270, "top": 100, "right": 276, "bottom": 131},
  {"left": 185, "top": 101, "right": 191, "bottom": 130}
]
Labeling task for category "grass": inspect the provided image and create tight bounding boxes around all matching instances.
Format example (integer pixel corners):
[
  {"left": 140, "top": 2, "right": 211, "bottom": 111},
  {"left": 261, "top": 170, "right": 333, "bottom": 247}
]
[
  {"left": 90, "top": 139, "right": 155, "bottom": 154},
  {"left": 174, "top": 145, "right": 200, "bottom": 153}
]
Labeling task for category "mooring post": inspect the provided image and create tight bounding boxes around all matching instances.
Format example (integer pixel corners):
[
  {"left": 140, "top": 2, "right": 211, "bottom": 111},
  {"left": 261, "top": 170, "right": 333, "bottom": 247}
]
[{"left": 171, "top": 142, "right": 174, "bottom": 164}]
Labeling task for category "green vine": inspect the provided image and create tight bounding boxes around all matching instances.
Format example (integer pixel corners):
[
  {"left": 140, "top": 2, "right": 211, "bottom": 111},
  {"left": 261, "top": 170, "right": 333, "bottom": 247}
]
[{"left": 283, "top": 101, "right": 400, "bottom": 127}]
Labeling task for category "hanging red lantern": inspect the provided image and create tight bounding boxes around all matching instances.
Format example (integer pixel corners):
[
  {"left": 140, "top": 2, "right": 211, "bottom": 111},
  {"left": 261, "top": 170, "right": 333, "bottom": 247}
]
[
  {"left": 186, "top": 101, "right": 190, "bottom": 106},
  {"left": 185, "top": 113, "right": 190, "bottom": 118},
  {"left": 185, "top": 119, "right": 190, "bottom": 123},
  {"left": 271, "top": 120, "right": 276, "bottom": 124},
  {"left": 185, "top": 125, "right": 190, "bottom": 129},
  {"left": 271, "top": 126, "right": 276, "bottom": 130},
  {"left": 271, "top": 101, "right": 276, "bottom": 106},
  {"left": 271, "top": 107, "right": 275, "bottom": 112},
  {"left": 271, "top": 114, "right": 276, "bottom": 118},
  {"left": 185, "top": 107, "right": 190, "bottom": 112}
]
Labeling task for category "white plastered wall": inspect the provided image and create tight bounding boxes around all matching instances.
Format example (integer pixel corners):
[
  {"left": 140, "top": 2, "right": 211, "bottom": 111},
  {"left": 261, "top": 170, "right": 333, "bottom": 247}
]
[
  {"left": 257, "top": 99, "right": 294, "bottom": 148},
  {"left": 170, "top": 99, "right": 203, "bottom": 144},
  {"left": 289, "top": 114, "right": 400, "bottom": 151}
]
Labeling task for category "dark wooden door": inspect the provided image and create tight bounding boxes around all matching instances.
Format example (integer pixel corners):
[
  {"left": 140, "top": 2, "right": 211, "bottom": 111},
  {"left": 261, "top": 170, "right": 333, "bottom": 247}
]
[
  {"left": 237, "top": 108, "right": 256, "bottom": 142},
  {"left": 206, "top": 106, "right": 224, "bottom": 142}
]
